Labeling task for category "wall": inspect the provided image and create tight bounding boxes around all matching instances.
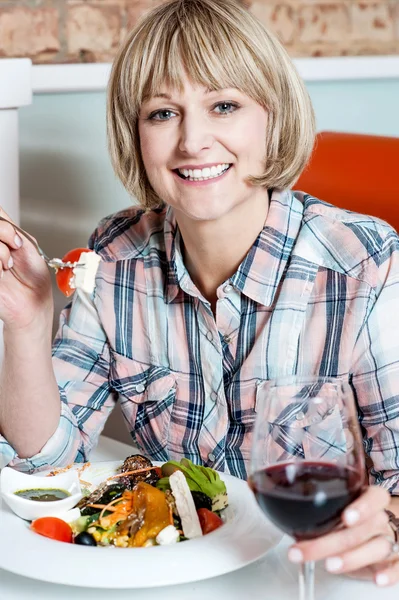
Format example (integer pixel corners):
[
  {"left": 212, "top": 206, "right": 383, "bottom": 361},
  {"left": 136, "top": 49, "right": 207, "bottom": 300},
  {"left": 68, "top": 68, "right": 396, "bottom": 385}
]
[
  {"left": 17, "top": 74, "right": 399, "bottom": 444},
  {"left": 1, "top": 0, "right": 399, "bottom": 63}
]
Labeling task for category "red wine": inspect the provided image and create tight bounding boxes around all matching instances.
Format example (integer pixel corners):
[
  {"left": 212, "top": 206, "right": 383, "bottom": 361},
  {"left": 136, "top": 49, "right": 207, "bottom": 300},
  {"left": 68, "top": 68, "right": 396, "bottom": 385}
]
[{"left": 250, "top": 462, "right": 362, "bottom": 540}]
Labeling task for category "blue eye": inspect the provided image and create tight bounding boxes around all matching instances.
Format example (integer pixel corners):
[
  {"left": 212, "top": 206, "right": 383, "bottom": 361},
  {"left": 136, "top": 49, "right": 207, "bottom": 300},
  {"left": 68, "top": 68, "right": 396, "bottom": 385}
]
[
  {"left": 214, "top": 102, "right": 239, "bottom": 114},
  {"left": 148, "top": 110, "right": 175, "bottom": 121}
]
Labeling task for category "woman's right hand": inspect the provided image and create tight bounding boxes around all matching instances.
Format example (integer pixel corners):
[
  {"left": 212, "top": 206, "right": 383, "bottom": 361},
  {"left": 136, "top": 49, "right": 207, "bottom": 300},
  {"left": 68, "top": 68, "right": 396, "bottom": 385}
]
[{"left": 0, "top": 209, "right": 53, "bottom": 332}]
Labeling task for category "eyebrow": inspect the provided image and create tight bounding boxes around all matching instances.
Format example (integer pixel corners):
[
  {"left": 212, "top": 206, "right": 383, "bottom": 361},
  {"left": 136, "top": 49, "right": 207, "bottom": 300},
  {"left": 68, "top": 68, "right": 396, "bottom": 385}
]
[
  {"left": 152, "top": 93, "right": 172, "bottom": 100},
  {"left": 148, "top": 87, "right": 219, "bottom": 101}
]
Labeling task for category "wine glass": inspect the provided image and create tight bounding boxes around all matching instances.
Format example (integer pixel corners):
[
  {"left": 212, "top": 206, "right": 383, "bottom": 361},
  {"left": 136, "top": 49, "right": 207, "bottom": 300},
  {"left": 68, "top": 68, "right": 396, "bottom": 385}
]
[{"left": 249, "top": 376, "right": 365, "bottom": 600}]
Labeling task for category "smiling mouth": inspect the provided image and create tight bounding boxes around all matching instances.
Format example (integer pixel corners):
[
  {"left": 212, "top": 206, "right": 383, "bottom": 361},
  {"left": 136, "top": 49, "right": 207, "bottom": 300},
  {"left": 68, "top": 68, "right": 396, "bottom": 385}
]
[{"left": 174, "top": 164, "right": 232, "bottom": 182}]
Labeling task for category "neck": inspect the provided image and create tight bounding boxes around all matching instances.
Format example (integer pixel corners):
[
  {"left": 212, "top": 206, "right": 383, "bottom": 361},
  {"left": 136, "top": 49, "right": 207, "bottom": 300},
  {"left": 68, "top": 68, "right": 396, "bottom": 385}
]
[{"left": 175, "top": 191, "right": 270, "bottom": 307}]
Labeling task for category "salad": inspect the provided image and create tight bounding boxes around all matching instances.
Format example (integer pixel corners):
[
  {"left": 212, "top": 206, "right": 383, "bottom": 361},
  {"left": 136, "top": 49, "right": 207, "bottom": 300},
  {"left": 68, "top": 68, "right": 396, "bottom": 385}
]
[{"left": 30, "top": 455, "right": 228, "bottom": 548}]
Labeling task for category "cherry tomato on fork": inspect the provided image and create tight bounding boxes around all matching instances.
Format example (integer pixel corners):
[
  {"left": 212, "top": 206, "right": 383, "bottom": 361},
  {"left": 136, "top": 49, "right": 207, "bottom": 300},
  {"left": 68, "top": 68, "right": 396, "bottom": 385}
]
[
  {"left": 55, "top": 248, "right": 91, "bottom": 297},
  {"left": 30, "top": 517, "right": 73, "bottom": 543}
]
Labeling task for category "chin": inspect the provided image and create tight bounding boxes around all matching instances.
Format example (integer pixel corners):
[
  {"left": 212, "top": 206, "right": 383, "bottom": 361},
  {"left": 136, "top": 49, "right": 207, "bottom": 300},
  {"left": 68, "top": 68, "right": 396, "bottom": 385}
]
[{"left": 177, "top": 203, "right": 234, "bottom": 222}]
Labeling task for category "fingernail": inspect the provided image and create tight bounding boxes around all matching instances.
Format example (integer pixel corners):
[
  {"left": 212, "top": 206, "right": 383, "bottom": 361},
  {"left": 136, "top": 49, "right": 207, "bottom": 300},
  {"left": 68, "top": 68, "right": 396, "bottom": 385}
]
[
  {"left": 14, "top": 234, "right": 22, "bottom": 248},
  {"left": 344, "top": 509, "right": 359, "bottom": 525},
  {"left": 325, "top": 557, "right": 343, "bottom": 572},
  {"left": 288, "top": 548, "right": 304, "bottom": 563},
  {"left": 376, "top": 573, "right": 390, "bottom": 587},
  {"left": 7, "top": 256, "right": 13, "bottom": 269}
]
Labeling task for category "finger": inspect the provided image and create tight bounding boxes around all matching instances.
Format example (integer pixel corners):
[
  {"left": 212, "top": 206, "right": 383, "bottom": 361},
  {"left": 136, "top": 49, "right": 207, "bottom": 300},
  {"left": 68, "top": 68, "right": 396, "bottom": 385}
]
[
  {"left": 0, "top": 219, "right": 23, "bottom": 251},
  {"left": 342, "top": 486, "right": 391, "bottom": 527},
  {"left": 0, "top": 241, "right": 15, "bottom": 270},
  {"left": 289, "top": 509, "right": 389, "bottom": 563},
  {"left": 325, "top": 535, "right": 393, "bottom": 575},
  {"left": 346, "top": 565, "right": 376, "bottom": 581},
  {"left": 375, "top": 560, "right": 399, "bottom": 587}
]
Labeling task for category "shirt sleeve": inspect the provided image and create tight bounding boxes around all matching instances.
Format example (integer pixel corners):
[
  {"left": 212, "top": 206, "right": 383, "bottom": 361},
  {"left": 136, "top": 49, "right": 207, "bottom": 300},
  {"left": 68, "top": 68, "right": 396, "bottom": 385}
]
[
  {"left": 0, "top": 287, "right": 117, "bottom": 472},
  {"left": 351, "top": 229, "right": 399, "bottom": 494}
]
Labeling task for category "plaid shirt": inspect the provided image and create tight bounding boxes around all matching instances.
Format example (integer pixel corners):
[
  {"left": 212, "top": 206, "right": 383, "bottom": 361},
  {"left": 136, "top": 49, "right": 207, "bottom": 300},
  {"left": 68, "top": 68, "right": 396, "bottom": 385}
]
[{"left": 2, "top": 189, "right": 399, "bottom": 489}]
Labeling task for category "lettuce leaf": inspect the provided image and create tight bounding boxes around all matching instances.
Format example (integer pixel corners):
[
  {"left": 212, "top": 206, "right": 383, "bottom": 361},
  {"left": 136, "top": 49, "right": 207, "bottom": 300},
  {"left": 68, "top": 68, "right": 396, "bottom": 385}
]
[{"left": 156, "top": 459, "right": 227, "bottom": 500}]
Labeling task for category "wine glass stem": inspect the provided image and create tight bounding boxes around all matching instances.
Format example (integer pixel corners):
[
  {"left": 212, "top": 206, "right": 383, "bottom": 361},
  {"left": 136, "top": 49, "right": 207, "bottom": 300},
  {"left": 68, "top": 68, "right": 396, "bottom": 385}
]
[{"left": 299, "top": 561, "right": 315, "bottom": 600}]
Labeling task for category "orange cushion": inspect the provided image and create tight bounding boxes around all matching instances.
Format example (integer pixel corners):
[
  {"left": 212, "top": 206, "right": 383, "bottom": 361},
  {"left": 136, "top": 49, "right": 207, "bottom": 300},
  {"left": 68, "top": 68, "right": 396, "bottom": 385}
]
[{"left": 296, "top": 131, "right": 399, "bottom": 231}]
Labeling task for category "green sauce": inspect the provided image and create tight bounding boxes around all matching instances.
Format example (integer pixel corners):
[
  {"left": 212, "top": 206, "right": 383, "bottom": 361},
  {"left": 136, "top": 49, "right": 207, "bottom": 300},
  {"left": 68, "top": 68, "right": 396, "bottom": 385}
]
[{"left": 14, "top": 488, "right": 71, "bottom": 502}]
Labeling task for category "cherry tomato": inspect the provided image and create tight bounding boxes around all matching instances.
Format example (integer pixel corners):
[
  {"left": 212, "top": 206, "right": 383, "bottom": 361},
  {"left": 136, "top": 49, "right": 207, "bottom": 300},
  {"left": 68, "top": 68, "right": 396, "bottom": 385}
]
[
  {"left": 197, "top": 508, "right": 224, "bottom": 534},
  {"left": 55, "top": 248, "right": 91, "bottom": 297},
  {"left": 30, "top": 517, "right": 73, "bottom": 543}
]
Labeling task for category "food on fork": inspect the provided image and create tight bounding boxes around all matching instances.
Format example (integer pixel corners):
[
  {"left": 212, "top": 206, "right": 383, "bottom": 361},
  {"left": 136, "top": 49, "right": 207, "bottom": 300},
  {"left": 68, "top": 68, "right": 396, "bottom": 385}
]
[{"left": 55, "top": 248, "right": 101, "bottom": 297}]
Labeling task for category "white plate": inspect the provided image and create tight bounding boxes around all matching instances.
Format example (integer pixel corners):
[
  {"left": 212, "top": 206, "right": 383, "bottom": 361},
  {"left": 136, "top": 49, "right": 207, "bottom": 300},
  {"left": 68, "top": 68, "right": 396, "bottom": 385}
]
[{"left": 0, "top": 460, "right": 282, "bottom": 588}]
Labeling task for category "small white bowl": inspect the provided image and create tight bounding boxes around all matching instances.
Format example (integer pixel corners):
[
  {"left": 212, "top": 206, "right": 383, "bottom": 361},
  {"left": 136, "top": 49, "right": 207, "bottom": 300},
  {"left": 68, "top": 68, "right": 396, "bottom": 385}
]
[{"left": 0, "top": 467, "right": 82, "bottom": 521}]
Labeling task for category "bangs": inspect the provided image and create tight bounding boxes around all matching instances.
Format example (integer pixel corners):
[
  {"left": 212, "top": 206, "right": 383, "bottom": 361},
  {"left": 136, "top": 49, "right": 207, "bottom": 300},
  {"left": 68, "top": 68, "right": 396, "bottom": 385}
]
[{"left": 130, "top": 2, "right": 276, "bottom": 112}]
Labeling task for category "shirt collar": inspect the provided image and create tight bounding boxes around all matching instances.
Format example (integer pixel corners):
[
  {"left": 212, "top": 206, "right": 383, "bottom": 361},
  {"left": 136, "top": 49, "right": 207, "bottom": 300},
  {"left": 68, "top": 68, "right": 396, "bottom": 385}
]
[
  {"left": 164, "top": 207, "right": 181, "bottom": 303},
  {"left": 230, "top": 189, "right": 304, "bottom": 306},
  {"left": 164, "top": 189, "right": 304, "bottom": 307}
]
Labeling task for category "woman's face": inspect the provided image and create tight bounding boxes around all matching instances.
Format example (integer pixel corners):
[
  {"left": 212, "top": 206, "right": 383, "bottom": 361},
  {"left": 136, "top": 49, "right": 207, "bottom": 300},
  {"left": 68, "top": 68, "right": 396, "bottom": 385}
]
[{"left": 138, "top": 74, "right": 269, "bottom": 223}]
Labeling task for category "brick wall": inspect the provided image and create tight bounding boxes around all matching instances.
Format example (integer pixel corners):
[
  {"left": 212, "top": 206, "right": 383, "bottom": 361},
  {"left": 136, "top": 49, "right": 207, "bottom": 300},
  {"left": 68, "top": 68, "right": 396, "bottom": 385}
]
[{"left": 0, "top": 1, "right": 398, "bottom": 64}]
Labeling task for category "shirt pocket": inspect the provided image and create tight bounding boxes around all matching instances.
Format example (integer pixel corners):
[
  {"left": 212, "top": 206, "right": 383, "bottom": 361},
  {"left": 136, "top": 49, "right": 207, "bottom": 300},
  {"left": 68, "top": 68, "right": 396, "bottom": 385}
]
[
  {"left": 228, "top": 378, "right": 259, "bottom": 428},
  {"left": 301, "top": 404, "right": 348, "bottom": 461},
  {"left": 255, "top": 379, "right": 347, "bottom": 461},
  {"left": 109, "top": 353, "right": 177, "bottom": 460}
]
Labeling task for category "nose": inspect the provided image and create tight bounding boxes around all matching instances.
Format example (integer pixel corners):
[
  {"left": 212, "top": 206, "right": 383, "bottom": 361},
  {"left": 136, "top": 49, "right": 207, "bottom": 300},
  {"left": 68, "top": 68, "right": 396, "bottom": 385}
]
[{"left": 178, "top": 113, "right": 214, "bottom": 155}]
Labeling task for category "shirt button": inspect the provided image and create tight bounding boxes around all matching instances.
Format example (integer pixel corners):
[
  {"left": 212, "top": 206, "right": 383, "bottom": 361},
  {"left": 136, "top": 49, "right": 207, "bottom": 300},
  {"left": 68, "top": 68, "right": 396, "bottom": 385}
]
[
  {"left": 223, "top": 335, "right": 231, "bottom": 344},
  {"left": 223, "top": 284, "right": 233, "bottom": 294},
  {"left": 296, "top": 411, "right": 305, "bottom": 421},
  {"left": 210, "top": 391, "right": 218, "bottom": 402},
  {"left": 208, "top": 453, "right": 216, "bottom": 462},
  {"left": 135, "top": 383, "right": 146, "bottom": 393},
  {"left": 206, "top": 331, "right": 213, "bottom": 341}
]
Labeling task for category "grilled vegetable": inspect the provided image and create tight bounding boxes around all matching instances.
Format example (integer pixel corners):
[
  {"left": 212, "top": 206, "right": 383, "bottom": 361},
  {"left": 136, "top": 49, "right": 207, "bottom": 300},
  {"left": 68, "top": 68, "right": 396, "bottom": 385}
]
[
  {"left": 118, "top": 455, "right": 160, "bottom": 487},
  {"left": 115, "top": 482, "right": 171, "bottom": 547}
]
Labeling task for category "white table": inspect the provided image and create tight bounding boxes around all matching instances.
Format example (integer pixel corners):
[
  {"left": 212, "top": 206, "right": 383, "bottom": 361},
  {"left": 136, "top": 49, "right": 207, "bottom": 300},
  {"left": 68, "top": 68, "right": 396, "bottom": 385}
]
[{"left": 0, "top": 436, "right": 397, "bottom": 600}]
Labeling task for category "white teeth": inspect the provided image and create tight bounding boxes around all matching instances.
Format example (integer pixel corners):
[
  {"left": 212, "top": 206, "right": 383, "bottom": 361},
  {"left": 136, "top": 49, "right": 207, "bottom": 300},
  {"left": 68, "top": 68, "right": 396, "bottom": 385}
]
[{"left": 177, "top": 163, "right": 230, "bottom": 181}]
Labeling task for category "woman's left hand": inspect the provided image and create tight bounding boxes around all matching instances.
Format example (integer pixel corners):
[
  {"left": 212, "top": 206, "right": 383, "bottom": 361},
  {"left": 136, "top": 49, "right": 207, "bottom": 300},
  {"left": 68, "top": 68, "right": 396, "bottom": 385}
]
[{"left": 288, "top": 486, "right": 399, "bottom": 587}]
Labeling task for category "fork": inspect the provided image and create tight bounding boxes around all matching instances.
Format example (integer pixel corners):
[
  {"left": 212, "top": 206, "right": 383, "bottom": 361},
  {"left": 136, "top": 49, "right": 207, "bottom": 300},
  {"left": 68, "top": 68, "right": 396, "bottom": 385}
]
[{"left": 0, "top": 216, "right": 80, "bottom": 270}]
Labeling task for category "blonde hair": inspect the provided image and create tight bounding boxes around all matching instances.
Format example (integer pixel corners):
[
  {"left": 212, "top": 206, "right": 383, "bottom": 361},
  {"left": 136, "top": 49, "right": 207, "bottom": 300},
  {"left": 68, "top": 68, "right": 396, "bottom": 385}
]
[{"left": 107, "top": 0, "right": 315, "bottom": 210}]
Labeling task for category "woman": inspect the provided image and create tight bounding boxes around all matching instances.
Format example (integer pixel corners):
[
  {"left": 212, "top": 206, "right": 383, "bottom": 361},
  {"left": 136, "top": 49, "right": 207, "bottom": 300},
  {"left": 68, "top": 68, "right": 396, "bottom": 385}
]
[{"left": 0, "top": 0, "right": 398, "bottom": 586}]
